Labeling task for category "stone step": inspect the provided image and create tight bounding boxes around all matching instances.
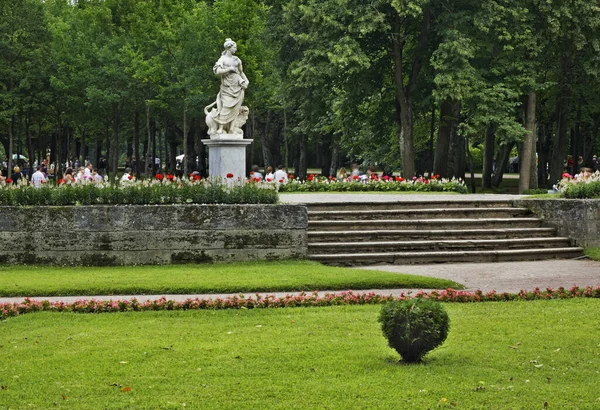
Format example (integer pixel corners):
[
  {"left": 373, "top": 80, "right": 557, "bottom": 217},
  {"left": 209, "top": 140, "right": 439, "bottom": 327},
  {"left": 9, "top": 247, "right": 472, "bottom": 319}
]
[
  {"left": 307, "top": 200, "right": 513, "bottom": 212},
  {"left": 309, "top": 247, "right": 585, "bottom": 265},
  {"left": 308, "top": 228, "right": 558, "bottom": 241},
  {"left": 308, "top": 207, "right": 530, "bottom": 221},
  {"left": 308, "top": 218, "right": 545, "bottom": 231},
  {"left": 308, "top": 237, "right": 572, "bottom": 254}
]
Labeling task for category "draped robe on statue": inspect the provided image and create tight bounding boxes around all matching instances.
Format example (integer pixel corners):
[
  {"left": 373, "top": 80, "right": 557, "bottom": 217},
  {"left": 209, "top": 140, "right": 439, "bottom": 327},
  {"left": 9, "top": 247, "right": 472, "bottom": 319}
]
[{"left": 212, "top": 56, "right": 245, "bottom": 131}]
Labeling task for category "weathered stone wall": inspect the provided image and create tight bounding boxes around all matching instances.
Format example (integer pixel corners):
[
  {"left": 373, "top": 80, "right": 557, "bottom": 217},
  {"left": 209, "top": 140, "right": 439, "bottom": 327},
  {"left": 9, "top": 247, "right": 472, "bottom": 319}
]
[
  {"left": 0, "top": 204, "right": 307, "bottom": 265},
  {"left": 514, "top": 199, "right": 600, "bottom": 247}
]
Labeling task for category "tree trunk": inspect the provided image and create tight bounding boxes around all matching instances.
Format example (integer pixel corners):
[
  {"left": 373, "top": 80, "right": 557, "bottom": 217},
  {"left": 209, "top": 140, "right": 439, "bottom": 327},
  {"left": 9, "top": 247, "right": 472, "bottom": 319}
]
[
  {"left": 183, "top": 93, "right": 188, "bottom": 176},
  {"left": 329, "top": 138, "right": 339, "bottom": 178},
  {"left": 447, "top": 115, "right": 465, "bottom": 180},
  {"left": 26, "top": 112, "right": 34, "bottom": 178},
  {"left": 549, "top": 53, "right": 570, "bottom": 184},
  {"left": 262, "top": 110, "right": 274, "bottom": 169},
  {"left": 298, "top": 136, "right": 307, "bottom": 181},
  {"left": 7, "top": 115, "right": 14, "bottom": 179},
  {"left": 482, "top": 123, "right": 495, "bottom": 189},
  {"left": 134, "top": 110, "right": 141, "bottom": 176},
  {"left": 110, "top": 103, "right": 120, "bottom": 180},
  {"left": 433, "top": 99, "right": 457, "bottom": 178},
  {"left": 492, "top": 141, "right": 515, "bottom": 188},
  {"left": 145, "top": 104, "right": 153, "bottom": 178},
  {"left": 519, "top": 91, "right": 536, "bottom": 193},
  {"left": 428, "top": 104, "right": 435, "bottom": 177}
]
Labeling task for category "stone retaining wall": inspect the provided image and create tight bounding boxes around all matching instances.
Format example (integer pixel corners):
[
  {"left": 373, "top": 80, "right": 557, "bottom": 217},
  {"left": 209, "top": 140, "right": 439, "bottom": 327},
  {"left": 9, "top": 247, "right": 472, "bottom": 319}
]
[
  {"left": 0, "top": 204, "right": 307, "bottom": 265},
  {"left": 514, "top": 199, "right": 600, "bottom": 247}
]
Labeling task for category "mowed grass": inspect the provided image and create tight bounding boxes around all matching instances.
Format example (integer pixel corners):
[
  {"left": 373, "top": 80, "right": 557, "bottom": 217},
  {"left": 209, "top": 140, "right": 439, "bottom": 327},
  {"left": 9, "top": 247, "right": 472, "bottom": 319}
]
[
  {"left": 0, "top": 261, "right": 462, "bottom": 297},
  {"left": 585, "top": 247, "right": 600, "bottom": 261},
  {"left": 1, "top": 299, "right": 599, "bottom": 409}
]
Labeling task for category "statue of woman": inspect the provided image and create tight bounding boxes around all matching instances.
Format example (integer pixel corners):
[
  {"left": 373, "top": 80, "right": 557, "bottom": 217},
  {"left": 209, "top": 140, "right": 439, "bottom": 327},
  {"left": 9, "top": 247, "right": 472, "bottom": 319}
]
[{"left": 206, "top": 38, "right": 249, "bottom": 135}]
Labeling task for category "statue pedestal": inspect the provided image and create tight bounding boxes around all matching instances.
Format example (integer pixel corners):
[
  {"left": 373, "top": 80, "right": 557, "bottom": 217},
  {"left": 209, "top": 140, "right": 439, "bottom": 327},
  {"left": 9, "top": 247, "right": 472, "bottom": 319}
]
[{"left": 201, "top": 136, "right": 253, "bottom": 181}]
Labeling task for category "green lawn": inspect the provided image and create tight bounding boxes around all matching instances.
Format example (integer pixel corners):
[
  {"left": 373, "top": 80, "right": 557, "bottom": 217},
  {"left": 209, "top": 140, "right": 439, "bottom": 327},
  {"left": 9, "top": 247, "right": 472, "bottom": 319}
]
[
  {"left": 0, "top": 261, "right": 462, "bottom": 297},
  {"left": 1, "top": 299, "right": 598, "bottom": 408},
  {"left": 585, "top": 248, "right": 600, "bottom": 261}
]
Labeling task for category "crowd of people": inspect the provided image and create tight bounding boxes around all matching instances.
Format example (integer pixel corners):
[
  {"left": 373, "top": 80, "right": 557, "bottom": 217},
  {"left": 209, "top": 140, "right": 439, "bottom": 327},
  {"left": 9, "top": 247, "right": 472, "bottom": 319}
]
[{"left": 250, "top": 165, "right": 289, "bottom": 184}]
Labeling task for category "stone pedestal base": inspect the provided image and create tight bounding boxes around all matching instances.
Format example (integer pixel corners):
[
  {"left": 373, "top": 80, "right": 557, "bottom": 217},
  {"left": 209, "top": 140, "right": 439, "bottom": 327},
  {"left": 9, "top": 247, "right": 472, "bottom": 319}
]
[{"left": 202, "top": 136, "right": 253, "bottom": 181}]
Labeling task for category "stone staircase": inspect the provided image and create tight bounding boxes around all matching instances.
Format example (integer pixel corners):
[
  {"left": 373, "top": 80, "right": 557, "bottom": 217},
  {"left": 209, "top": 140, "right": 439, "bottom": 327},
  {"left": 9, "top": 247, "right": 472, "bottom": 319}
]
[{"left": 307, "top": 200, "right": 584, "bottom": 265}]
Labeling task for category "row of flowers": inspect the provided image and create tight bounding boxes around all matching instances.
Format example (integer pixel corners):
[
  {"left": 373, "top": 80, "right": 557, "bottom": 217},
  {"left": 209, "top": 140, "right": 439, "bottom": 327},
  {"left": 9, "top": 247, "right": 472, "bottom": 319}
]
[
  {"left": 3, "top": 286, "right": 600, "bottom": 320},
  {"left": 277, "top": 175, "right": 468, "bottom": 193},
  {"left": 554, "top": 170, "right": 600, "bottom": 198},
  {"left": 0, "top": 176, "right": 278, "bottom": 206}
]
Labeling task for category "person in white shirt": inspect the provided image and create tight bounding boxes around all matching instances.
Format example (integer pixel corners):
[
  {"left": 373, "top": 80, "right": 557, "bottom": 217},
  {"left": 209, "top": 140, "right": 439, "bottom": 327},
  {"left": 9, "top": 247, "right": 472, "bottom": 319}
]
[
  {"left": 264, "top": 166, "right": 275, "bottom": 183},
  {"left": 251, "top": 165, "right": 263, "bottom": 181},
  {"left": 121, "top": 168, "right": 133, "bottom": 183},
  {"left": 274, "top": 165, "right": 288, "bottom": 184},
  {"left": 31, "top": 165, "right": 46, "bottom": 188}
]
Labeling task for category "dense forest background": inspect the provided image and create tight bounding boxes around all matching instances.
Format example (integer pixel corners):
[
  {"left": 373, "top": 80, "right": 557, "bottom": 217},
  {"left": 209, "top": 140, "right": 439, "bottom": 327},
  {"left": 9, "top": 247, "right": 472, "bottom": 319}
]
[{"left": 1, "top": 0, "right": 599, "bottom": 191}]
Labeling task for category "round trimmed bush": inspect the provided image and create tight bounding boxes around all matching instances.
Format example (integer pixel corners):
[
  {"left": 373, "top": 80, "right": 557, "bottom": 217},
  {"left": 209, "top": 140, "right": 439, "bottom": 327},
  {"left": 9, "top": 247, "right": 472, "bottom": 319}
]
[{"left": 378, "top": 298, "right": 450, "bottom": 363}]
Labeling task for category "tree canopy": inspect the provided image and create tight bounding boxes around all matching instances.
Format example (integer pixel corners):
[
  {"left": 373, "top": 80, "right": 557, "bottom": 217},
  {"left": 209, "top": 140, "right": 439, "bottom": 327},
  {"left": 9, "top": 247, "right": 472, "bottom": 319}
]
[{"left": 0, "top": 0, "right": 599, "bottom": 191}]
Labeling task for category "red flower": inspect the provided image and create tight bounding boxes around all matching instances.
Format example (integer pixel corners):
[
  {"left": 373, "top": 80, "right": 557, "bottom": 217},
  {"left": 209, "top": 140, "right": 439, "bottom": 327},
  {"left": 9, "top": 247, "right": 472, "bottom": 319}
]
[
  {"left": 289, "top": 174, "right": 295, "bottom": 179},
  {"left": 156, "top": 174, "right": 163, "bottom": 181},
  {"left": 383, "top": 176, "right": 389, "bottom": 181},
  {"left": 562, "top": 173, "right": 572, "bottom": 179},
  {"left": 307, "top": 174, "right": 314, "bottom": 181},
  {"left": 193, "top": 175, "right": 201, "bottom": 181},
  {"left": 436, "top": 174, "right": 441, "bottom": 179},
  {"left": 279, "top": 178, "right": 284, "bottom": 183},
  {"left": 254, "top": 177, "right": 261, "bottom": 182},
  {"left": 250, "top": 171, "right": 254, "bottom": 176},
  {"left": 6, "top": 178, "right": 13, "bottom": 184},
  {"left": 330, "top": 176, "right": 336, "bottom": 181},
  {"left": 353, "top": 175, "right": 359, "bottom": 180},
  {"left": 425, "top": 179, "right": 429, "bottom": 184},
  {"left": 266, "top": 177, "right": 272, "bottom": 182},
  {"left": 128, "top": 175, "right": 133, "bottom": 180},
  {"left": 396, "top": 176, "right": 405, "bottom": 182},
  {"left": 226, "top": 173, "right": 234, "bottom": 178},
  {"left": 166, "top": 174, "right": 174, "bottom": 181}
]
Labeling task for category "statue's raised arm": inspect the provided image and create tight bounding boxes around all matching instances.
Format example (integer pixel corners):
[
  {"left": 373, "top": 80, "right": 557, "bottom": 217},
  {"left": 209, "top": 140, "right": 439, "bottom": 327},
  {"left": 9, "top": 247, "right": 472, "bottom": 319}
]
[{"left": 205, "top": 38, "right": 249, "bottom": 136}]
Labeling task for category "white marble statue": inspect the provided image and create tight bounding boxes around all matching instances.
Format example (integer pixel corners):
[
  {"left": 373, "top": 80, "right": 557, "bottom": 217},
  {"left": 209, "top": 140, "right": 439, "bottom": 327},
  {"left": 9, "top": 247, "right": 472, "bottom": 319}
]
[{"left": 205, "top": 38, "right": 249, "bottom": 135}]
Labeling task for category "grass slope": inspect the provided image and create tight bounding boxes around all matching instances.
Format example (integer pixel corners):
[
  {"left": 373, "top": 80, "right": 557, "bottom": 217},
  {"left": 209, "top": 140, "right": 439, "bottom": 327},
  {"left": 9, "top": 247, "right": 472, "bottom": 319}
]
[
  {"left": 0, "top": 261, "right": 462, "bottom": 297},
  {"left": 0, "top": 299, "right": 598, "bottom": 409}
]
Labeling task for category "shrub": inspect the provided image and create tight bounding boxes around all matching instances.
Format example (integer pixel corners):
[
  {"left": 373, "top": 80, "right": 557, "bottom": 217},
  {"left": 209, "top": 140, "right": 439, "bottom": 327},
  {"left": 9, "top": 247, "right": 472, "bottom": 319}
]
[
  {"left": 278, "top": 177, "right": 467, "bottom": 194},
  {"left": 378, "top": 298, "right": 450, "bottom": 363},
  {"left": 0, "top": 179, "right": 278, "bottom": 206},
  {"left": 562, "top": 181, "right": 600, "bottom": 199}
]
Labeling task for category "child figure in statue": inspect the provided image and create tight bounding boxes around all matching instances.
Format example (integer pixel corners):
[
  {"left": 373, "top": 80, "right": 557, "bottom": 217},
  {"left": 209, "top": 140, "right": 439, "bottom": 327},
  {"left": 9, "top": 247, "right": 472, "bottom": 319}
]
[{"left": 206, "top": 38, "right": 249, "bottom": 135}]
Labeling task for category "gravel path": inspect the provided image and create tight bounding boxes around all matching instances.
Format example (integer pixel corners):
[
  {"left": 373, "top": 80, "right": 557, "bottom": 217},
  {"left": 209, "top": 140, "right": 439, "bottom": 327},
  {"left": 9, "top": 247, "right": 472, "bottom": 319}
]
[{"left": 360, "top": 259, "right": 600, "bottom": 293}]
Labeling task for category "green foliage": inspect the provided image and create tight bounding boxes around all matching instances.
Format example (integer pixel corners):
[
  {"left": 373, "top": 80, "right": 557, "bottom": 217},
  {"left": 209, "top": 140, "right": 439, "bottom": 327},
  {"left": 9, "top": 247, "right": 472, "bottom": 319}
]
[
  {"left": 562, "top": 181, "right": 600, "bottom": 199},
  {"left": 279, "top": 179, "right": 467, "bottom": 194},
  {"left": 0, "top": 183, "right": 278, "bottom": 206},
  {"left": 523, "top": 188, "right": 550, "bottom": 195},
  {"left": 378, "top": 298, "right": 450, "bottom": 363}
]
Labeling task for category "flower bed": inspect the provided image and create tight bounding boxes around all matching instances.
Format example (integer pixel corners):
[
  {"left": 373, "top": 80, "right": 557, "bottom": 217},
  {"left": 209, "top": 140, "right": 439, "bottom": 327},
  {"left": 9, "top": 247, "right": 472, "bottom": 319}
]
[
  {"left": 3, "top": 286, "right": 600, "bottom": 320},
  {"left": 277, "top": 175, "right": 467, "bottom": 193},
  {"left": 554, "top": 171, "right": 600, "bottom": 198},
  {"left": 0, "top": 176, "right": 278, "bottom": 205}
]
